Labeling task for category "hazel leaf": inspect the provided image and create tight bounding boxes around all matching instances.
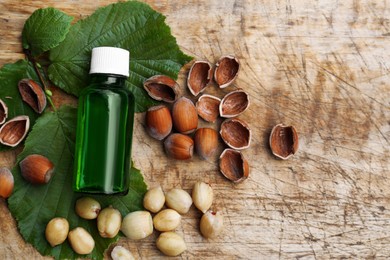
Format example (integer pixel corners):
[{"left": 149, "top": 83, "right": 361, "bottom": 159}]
[
  {"left": 8, "top": 106, "right": 147, "bottom": 259},
  {"left": 48, "top": 1, "right": 192, "bottom": 112},
  {"left": 22, "top": 7, "right": 73, "bottom": 56}
]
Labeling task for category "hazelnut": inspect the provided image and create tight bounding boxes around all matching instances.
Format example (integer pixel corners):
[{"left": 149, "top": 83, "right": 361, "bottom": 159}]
[
  {"left": 143, "top": 186, "right": 165, "bottom": 213},
  {"left": 192, "top": 182, "right": 213, "bottom": 213},
  {"left": 0, "top": 115, "right": 30, "bottom": 147},
  {"left": 68, "top": 227, "right": 95, "bottom": 255},
  {"left": 145, "top": 105, "right": 172, "bottom": 140},
  {"left": 165, "top": 188, "right": 192, "bottom": 214},
  {"left": 196, "top": 94, "right": 221, "bottom": 123},
  {"left": 0, "top": 99, "right": 8, "bottom": 125},
  {"left": 121, "top": 211, "right": 153, "bottom": 240},
  {"left": 194, "top": 128, "right": 219, "bottom": 160},
  {"left": 164, "top": 133, "right": 194, "bottom": 160},
  {"left": 19, "top": 154, "right": 54, "bottom": 184},
  {"left": 214, "top": 55, "right": 240, "bottom": 88},
  {"left": 156, "top": 232, "right": 187, "bottom": 257},
  {"left": 45, "top": 217, "right": 69, "bottom": 247},
  {"left": 200, "top": 210, "right": 224, "bottom": 238},
  {"left": 97, "top": 206, "right": 122, "bottom": 238},
  {"left": 187, "top": 61, "right": 213, "bottom": 96},
  {"left": 0, "top": 167, "right": 14, "bottom": 199},
  {"left": 153, "top": 209, "right": 181, "bottom": 232},
  {"left": 269, "top": 124, "right": 299, "bottom": 160},
  {"left": 18, "top": 79, "right": 47, "bottom": 114},
  {"left": 219, "top": 89, "right": 249, "bottom": 118},
  {"left": 75, "top": 197, "right": 101, "bottom": 220},
  {"left": 220, "top": 118, "right": 251, "bottom": 150},
  {"left": 143, "top": 75, "right": 180, "bottom": 103},
  {"left": 219, "top": 148, "right": 249, "bottom": 183},
  {"left": 111, "top": 246, "right": 135, "bottom": 260},
  {"left": 172, "top": 97, "right": 198, "bottom": 134}
]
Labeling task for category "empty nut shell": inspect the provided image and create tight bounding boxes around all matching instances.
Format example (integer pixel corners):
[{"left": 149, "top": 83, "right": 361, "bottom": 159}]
[
  {"left": 164, "top": 133, "right": 194, "bottom": 160},
  {"left": 0, "top": 167, "right": 14, "bottom": 199},
  {"left": 219, "top": 89, "right": 249, "bottom": 118},
  {"left": 220, "top": 118, "right": 251, "bottom": 150},
  {"left": 172, "top": 97, "right": 198, "bottom": 134},
  {"left": 219, "top": 149, "right": 249, "bottom": 183},
  {"left": 214, "top": 55, "right": 240, "bottom": 88},
  {"left": 143, "top": 75, "right": 180, "bottom": 103},
  {"left": 269, "top": 124, "right": 299, "bottom": 160},
  {"left": 19, "top": 154, "right": 54, "bottom": 184},
  {"left": 18, "top": 79, "right": 47, "bottom": 114},
  {"left": 187, "top": 61, "right": 213, "bottom": 96},
  {"left": 196, "top": 94, "right": 221, "bottom": 123},
  {"left": 194, "top": 128, "right": 219, "bottom": 160},
  {"left": 0, "top": 115, "right": 30, "bottom": 147},
  {"left": 0, "top": 99, "right": 8, "bottom": 125},
  {"left": 145, "top": 105, "right": 172, "bottom": 140}
]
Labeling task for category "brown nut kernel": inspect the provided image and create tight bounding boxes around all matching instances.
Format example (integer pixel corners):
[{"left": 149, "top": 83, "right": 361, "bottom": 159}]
[
  {"left": 219, "top": 89, "right": 249, "bottom": 118},
  {"left": 187, "top": 61, "right": 213, "bottom": 96},
  {"left": 75, "top": 197, "right": 101, "bottom": 220},
  {"left": 145, "top": 105, "right": 172, "bottom": 140},
  {"left": 269, "top": 124, "right": 299, "bottom": 160},
  {"left": 0, "top": 115, "right": 30, "bottom": 147},
  {"left": 19, "top": 154, "right": 54, "bottom": 184},
  {"left": 196, "top": 94, "right": 221, "bottom": 123},
  {"left": 220, "top": 118, "right": 251, "bottom": 150},
  {"left": 68, "top": 227, "right": 95, "bottom": 255},
  {"left": 97, "top": 206, "right": 122, "bottom": 238},
  {"left": 0, "top": 167, "right": 14, "bottom": 199},
  {"left": 214, "top": 55, "right": 240, "bottom": 88},
  {"left": 18, "top": 79, "right": 47, "bottom": 114},
  {"left": 45, "top": 217, "right": 69, "bottom": 247},
  {"left": 0, "top": 99, "right": 8, "bottom": 125},
  {"left": 172, "top": 97, "right": 198, "bottom": 134},
  {"left": 143, "top": 75, "right": 180, "bottom": 103},
  {"left": 219, "top": 149, "right": 249, "bottom": 183},
  {"left": 194, "top": 128, "right": 219, "bottom": 160},
  {"left": 164, "top": 133, "right": 194, "bottom": 160}
]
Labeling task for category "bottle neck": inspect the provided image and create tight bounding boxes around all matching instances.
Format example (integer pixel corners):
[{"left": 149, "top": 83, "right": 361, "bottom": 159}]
[{"left": 90, "top": 74, "right": 127, "bottom": 87}]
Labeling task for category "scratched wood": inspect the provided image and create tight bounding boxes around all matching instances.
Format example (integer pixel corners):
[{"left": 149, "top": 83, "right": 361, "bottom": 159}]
[{"left": 0, "top": 0, "right": 390, "bottom": 259}]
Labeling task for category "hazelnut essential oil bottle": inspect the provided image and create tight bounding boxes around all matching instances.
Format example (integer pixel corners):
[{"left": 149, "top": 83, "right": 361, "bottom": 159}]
[{"left": 73, "top": 47, "right": 134, "bottom": 194}]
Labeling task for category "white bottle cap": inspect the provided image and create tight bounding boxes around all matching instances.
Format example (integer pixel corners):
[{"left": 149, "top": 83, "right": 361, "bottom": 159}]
[{"left": 89, "top": 47, "right": 130, "bottom": 77}]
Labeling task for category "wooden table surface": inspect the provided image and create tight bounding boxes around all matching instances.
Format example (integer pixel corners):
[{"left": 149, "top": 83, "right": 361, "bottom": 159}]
[{"left": 1, "top": 0, "right": 390, "bottom": 259}]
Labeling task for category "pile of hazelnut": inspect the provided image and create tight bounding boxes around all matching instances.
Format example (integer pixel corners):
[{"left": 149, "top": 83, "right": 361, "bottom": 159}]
[{"left": 144, "top": 55, "right": 251, "bottom": 182}]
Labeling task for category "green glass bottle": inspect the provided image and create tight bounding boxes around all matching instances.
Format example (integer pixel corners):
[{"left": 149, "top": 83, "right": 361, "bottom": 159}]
[{"left": 73, "top": 47, "right": 134, "bottom": 195}]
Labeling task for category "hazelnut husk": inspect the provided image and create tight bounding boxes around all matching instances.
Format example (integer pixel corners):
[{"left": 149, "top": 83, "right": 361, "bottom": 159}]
[
  {"left": 219, "top": 148, "right": 249, "bottom": 182},
  {"left": 0, "top": 167, "right": 14, "bottom": 199},
  {"left": 194, "top": 128, "right": 219, "bottom": 160},
  {"left": 196, "top": 94, "right": 221, "bottom": 123},
  {"left": 187, "top": 61, "right": 213, "bottom": 96},
  {"left": 214, "top": 55, "right": 240, "bottom": 88},
  {"left": 172, "top": 97, "right": 198, "bottom": 134},
  {"left": 143, "top": 75, "right": 180, "bottom": 103},
  {"left": 219, "top": 89, "right": 249, "bottom": 118},
  {"left": 220, "top": 118, "right": 251, "bottom": 150},
  {"left": 164, "top": 133, "right": 194, "bottom": 160},
  {"left": 0, "top": 115, "right": 30, "bottom": 147},
  {"left": 269, "top": 124, "right": 299, "bottom": 160},
  {"left": 19, "top": 154, "right": 55, "bottom": 184},
  {"left": 145, "top": 105, "right": 172, "bottom": 140},
  {"left": 18, "top": 79, "right": 47, "bottom": 114},
  {"left": 0, "top": 99, "right": 8, "bottom": 125}
]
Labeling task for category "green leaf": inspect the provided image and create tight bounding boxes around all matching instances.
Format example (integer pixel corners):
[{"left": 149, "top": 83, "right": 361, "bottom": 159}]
[
  {"left": 48, "top": 1, "right": 192, "bottom": 112},
  {"left": 8, "top": 106, "right": 147, "bottom": 259},
  {"left": 0, "top": 60, "right": 40, "bottom": 151},
  {"left": 22, "top": 7, "right": 73, "bottom": 56}
]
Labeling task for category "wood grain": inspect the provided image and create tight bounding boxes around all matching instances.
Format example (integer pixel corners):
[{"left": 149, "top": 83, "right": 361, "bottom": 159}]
[{"left": 1, "top": 0, "right": 390, "bottom": 259}]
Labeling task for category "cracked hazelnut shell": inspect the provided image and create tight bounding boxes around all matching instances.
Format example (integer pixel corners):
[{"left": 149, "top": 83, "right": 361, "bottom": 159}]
[
  {"left": 164, "top": 133, "right": 194, "bottom": 160},
  {"left": 18, "top": 79, "right": 47, "bottom": 114},
  {"left": 196, "top": 94, "right": 221, "bottom": 123},
  {"left": 0, "top": 167, "right": 14, "bottom": 199},
  {"left": 220, "top": 118, "right": 251, "bottom": 150},
  {"left": 187, "top": 61, "right": 213, "bottom": 96},
  {"left": 20, "top": 154, "right": 54, "bottom": 184},
  {"left": 219, "top": 148, "right": 249, "bottom": 183},
  {"left": 172, "top": 97, "right": 198, "bottom": 134},
  {"left": 0, "top": 115, "right": 30, "bottom": 147},
  {"left": 143, "top": 75, "right": 180, "bottom": 103},
  {"left": 269, "top": 124, "right": 299, "bottom": 160},
  {"left": 145, "top": 105, "right": 172, "bottom": 140},
  {"left": 214, "top": 55, "right": 240, "bottom": 88},
  {"left": 0, "top": 99, "right": 8, "bottom": 125},
  {"left": 219, "top": 89, "right": 249, "bottom": 118}
]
